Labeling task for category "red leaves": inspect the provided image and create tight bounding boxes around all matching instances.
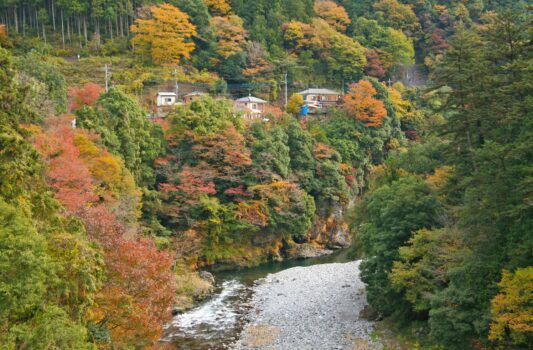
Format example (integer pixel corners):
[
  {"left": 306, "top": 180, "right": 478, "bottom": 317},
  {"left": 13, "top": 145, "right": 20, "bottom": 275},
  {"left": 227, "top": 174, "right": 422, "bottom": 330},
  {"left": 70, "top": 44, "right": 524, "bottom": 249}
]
[
  {"left": 224, "top": 185, "right": 252, "bottom": 199},
  {"left": 33, "top": 116, "right": 176, "bottom": 347},
  {"left": 33, "top": 117, "right": 99, "bottom": 212},
  {"left": 69, "top": 83, "right": 102, "bottom": 111}
]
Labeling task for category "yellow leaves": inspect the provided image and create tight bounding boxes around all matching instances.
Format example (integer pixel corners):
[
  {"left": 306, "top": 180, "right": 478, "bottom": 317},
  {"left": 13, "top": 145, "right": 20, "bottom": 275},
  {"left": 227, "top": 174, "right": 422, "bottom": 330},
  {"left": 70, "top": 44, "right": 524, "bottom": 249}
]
[
  {"left": 283, "top": 21, "right": 305, "bottom": 47},
  {"left": 426, "top": 166, "right": 453, "bottom": 192},
  {"left": 489, "top": 267, "right": 533, "bottom": 346},
  {"left": 131, "top": 3, "right": 197, "bottom": 65},
  {"left": 74, "top": 134, "right": 100, "bottom": 157},
  {"left": 286, "top": 93, "right": 304, "bottom": 115},
  {"left": 210, "top": 15, "right": 246, "bottom": 59},
  {"left": 313, "top": 0, "right": 351, "bottom": 32},
  {"left": 205, "top": 0, "right": 232, "bottom": 16}
]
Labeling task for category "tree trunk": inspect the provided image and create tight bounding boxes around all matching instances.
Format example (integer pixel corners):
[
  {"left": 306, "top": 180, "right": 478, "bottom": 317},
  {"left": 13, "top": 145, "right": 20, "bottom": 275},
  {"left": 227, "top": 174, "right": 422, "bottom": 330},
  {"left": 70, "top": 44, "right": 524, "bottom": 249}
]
[
  {"left": 14, "top": 7, "right": 18, "bottom": 33},
  {"left": 109, "top": 18, "right": 113, "bottom": 39},
  {"left": 83, "top": 14, "right": 87, "bottom": 47},
  {"left": 77, "top": 14, "right": 81, "bottom": 47},
  {"left": 35, "top": 8, "right": 39, "bottom": 38},
  {"left": 51, "top": 0, "right": 56, "bottom": 31},
  {"left": 119, "top": 15, "right": 124, "bottom": 37},
  {"left": 22, "top": 7, "right": 25, "bottom": 36},
  {"left": 61, "top": 9, "right": 65, "bottom": 47},
  {"left": 67, "top": 15, "right": 71, "bottom": 44}
]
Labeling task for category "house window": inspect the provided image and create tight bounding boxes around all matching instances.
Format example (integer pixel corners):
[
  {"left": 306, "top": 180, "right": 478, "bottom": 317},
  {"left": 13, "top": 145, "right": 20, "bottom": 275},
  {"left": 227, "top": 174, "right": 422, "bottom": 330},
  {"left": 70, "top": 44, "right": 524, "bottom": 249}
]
[
  {"left": 165, "top": 98, "right": 172, "bottom": 103},
  {"left": 252, "top": 103, "right": 257, "bottom": 109}
]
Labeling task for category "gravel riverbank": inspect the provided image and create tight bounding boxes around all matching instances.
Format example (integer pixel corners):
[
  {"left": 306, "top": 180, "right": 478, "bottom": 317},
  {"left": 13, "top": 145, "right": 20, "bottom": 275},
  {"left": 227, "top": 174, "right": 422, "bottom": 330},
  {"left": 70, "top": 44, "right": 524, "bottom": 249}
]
[{"left": 232, "top": 260, "right": 379, "bottom": 350}]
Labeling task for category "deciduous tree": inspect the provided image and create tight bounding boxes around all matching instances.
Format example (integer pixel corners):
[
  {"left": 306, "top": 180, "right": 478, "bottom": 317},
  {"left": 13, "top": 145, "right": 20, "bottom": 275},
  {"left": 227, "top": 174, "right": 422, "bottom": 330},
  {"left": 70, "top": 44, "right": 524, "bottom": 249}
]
[
  {"left": 343, "top": 80, "right": 387, "bottom": 127},
  {"left": 131, "top": 3, "right": 197, "bottom": 65}
]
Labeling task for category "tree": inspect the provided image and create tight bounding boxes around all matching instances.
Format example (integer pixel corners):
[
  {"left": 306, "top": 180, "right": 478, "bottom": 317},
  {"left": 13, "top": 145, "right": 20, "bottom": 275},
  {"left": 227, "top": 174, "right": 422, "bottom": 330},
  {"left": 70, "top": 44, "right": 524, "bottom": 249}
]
[
  {"left": 343, "top": 80, "right": 387, "bottom": 127},
  {"left": 357, "top": 176, "right": 444, "bottom": 316},
  {"left": 286, "top": 93, "right": 304, "bottom": 115},
  {"left": 489, "top": 267, "right": 533, "bottom": 347},
  {"left": 204, "top": 0, "right": 232, "bottom": 16},
  {"left": 210, "top": 15, "right": 246, "bottom": 59},
  {"left": 364, "top": 49, "right": 386, "bottom": 79},
  {"left": 314, "top": 0, "right": 351, "bottom": 32},
  {"left": 75, "top": 88, "right": 165, "bottom": 187},
  {"left": 131, "top": 3, "right": 197, "bottom": 65},
  {"left": 69, "top": 83, "right": 103, "bottom": 111},
  {"left": 0, "top": 48, "right": 103, "bottom": 349},
  {"left": 373, "top": 0, "right": 419, "bottom": 33}
]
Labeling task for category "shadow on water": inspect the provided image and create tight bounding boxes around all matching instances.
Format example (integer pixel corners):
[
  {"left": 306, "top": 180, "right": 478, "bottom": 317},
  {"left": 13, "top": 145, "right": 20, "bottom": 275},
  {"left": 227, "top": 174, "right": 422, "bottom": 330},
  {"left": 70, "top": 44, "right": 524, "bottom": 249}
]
[{"left": 161, "top": 246, "right": 359, "bottom": 350}]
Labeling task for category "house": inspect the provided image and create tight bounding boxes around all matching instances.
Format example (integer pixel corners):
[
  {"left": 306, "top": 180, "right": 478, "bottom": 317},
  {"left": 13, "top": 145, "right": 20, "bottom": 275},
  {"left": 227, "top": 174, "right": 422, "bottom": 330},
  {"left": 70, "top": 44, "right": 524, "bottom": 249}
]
[
  {"left": 182, "top": 91, "right": 207, "bottom": 103},
  {"left": 235, "top": 95, "right": 268, "bottom": 120},
  {"left": 156, "top": 92, "right": 178, "bottom": 107},
  {"left": 298, "top": 88, "right": 342, "bottom": 110}
]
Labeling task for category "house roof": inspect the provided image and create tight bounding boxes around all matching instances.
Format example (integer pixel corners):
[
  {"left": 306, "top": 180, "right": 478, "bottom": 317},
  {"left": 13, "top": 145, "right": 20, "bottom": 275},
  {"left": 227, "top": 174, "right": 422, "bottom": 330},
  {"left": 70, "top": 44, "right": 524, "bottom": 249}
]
[
  {"left": 298, "top": 88, "right": 340, "bottom": 95},
  {"left": 184, "top": 91, "right": 206, "bottom": 97},
  {"left": 235, "top": 96, "right": 267, "bottom": 103},
  {"left": 157, "top": 92, "right": 177, "bottom": 96}
]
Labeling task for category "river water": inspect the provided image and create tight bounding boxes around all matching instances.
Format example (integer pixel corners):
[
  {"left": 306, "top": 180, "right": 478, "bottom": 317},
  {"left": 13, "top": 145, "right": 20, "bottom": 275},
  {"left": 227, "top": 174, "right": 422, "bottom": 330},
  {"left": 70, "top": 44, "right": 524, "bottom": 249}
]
[{"left": 161, "top": 248, "right": 357, "bottom": 350}]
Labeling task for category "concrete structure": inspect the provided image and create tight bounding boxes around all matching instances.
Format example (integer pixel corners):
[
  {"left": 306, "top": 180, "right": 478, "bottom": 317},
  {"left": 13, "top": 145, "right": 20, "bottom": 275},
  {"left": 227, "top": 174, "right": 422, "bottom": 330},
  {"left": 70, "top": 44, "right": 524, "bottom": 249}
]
[{"left": 156, "top": 92, "right": 178, "bottom": 107}]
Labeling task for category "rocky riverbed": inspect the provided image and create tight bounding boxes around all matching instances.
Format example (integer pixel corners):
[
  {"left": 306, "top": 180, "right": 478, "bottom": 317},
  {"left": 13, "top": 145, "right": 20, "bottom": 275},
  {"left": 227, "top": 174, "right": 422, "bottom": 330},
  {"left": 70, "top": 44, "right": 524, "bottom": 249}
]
[{"left": 232, "top": 261, "right": 380, "bottom": 350}]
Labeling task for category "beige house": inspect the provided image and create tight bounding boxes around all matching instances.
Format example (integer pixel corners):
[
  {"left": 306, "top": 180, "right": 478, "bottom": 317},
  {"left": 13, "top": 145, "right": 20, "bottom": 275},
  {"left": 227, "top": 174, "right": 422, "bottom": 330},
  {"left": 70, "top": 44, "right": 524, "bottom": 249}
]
[
  {"left": 298, "top": 88, "right": 342, "bottom": 109},
  {"left": 235, "top": 95, "right": 268, "bottom": 120}
]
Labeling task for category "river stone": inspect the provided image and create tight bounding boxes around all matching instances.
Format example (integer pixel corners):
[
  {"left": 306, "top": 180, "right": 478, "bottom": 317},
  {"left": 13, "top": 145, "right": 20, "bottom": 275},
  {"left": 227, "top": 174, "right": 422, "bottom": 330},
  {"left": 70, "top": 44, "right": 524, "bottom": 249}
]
[
  {"left": 232, "top": 260, "right": 381, "bottom": 350},
  {"left": 198, "top": 270, "right": 215, "bottom": 285}
]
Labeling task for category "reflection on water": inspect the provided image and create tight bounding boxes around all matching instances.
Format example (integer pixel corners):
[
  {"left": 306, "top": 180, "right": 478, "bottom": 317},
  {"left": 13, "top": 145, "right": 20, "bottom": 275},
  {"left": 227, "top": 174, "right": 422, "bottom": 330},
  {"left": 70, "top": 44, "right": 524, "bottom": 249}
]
[{"left": 161, "top": 247, "right": 357, "bottom": 349}]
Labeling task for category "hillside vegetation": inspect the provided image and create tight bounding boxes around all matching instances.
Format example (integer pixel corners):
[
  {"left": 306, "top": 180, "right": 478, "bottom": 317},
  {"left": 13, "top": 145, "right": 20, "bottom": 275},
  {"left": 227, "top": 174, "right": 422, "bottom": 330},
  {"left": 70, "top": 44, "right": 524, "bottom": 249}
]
[{"left": 0, "top": 1, "right": 531, "bottom": 349}]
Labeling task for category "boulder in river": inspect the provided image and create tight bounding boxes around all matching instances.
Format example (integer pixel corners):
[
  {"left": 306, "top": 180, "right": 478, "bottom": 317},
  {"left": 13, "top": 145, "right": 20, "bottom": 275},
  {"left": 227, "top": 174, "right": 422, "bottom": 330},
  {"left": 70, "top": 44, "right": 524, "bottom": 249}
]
[{"left": 285, "top": 242, "right": 333, "bottom": 259}]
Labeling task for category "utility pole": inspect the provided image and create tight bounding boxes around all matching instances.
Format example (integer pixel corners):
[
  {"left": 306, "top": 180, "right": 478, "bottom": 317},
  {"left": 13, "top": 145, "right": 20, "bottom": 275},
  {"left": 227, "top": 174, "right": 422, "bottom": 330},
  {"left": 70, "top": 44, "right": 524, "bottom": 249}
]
[
  {"left": 284, "top": 72, "right": 288, "bottom": 107},
  {"left": 104, "top": 64, "right": 109, "bottom": 92}
]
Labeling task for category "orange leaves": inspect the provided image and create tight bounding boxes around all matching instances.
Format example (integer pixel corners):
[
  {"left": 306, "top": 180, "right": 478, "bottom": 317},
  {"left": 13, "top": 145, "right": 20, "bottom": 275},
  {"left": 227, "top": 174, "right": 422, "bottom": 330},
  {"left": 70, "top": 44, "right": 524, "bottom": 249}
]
[
  {"left": 92, "top": 235, "right": 175, "bottom": 347},
  {"left": 343, "top": 80, "right": 387, "bottom": 127},
  {"left": 236, "top": 200, "right": 268, "bottom": 227},
  {"left": 210, "top": 15, "right": 246, "bottom": 59},
  {"left": 314, "top": 0, "right": 351, "bottom": 32},
  {"left": 489, "top": 267, "right": 533, "bottom": 346},
  {"left": 131, "top": 3, "right": 197, "bottom": 65},
  {"left": 69, "top": 83, "right": 102, "bottom": 111}
]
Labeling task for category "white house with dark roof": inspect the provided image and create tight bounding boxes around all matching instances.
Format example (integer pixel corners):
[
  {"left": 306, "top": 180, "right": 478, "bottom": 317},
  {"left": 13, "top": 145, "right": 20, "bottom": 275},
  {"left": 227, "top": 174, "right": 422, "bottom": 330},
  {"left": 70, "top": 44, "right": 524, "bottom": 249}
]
[
  {"left": 298, "top": 88, "right": 342, "bottom": 109},
  {"left": 235, "top": 95, "right": 268, "bottom": 120}
]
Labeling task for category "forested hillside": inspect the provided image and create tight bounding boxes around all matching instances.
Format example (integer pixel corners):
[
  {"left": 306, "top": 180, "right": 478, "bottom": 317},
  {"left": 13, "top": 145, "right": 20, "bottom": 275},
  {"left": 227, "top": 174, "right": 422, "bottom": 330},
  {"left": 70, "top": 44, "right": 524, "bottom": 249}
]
[{"left": 0, "top": 0, "right": 531, "bottom": 349}]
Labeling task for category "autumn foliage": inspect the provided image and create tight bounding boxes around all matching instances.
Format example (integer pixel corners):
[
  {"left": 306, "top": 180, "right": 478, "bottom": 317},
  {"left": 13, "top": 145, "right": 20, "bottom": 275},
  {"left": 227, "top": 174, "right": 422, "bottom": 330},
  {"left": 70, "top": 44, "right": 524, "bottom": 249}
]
[
  {"left": 69, "top": 83, "right": 102, "bottom": 111},
  {"left": 343, "top": 80, "right": 387, "bottom": 127},
  {"left": 489, "top": 267, "right": 533, "bottom": 347},
  {"left": 33, "top": 117, "right": 176, "bottom": 348},
  {"left": 205, "top": 0, "right": 232, "bottom": 16},
  {"left": 131, "top": 3, "right": 196, "bottom": 65},
  {"left": 314, "top": 0, "right": 351, "bottom": 32},
  {"left": 210, "top": 15, "right": 246, "bottom": 59}
]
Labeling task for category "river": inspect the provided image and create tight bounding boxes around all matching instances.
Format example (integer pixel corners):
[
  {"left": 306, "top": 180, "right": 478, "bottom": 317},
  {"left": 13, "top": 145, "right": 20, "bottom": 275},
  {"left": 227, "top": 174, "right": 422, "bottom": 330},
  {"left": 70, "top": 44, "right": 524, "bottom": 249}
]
[{"left": 161, "top": 247, "right": 358, "bottom": 350}]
